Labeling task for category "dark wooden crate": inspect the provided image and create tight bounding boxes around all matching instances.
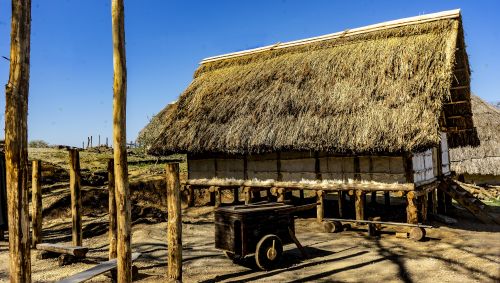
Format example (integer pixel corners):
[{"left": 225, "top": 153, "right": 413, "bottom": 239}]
[{"left": 215, "top": 203, "right": 295, "bottom": 257}]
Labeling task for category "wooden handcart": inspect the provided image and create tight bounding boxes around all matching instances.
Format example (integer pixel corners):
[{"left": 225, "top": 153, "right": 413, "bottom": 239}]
[{"left": 215, "top": 202, "right": 314, "bottom": 270}]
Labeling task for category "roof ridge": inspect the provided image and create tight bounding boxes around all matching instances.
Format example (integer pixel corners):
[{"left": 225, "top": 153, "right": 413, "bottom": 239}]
[{"left": 200, "top": 9, "right": 461, "bottom": 64}]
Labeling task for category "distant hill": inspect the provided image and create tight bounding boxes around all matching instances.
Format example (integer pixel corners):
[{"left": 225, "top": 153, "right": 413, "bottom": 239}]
[{"left": 492, "top": 101, "right": 500, "bottom": 110}]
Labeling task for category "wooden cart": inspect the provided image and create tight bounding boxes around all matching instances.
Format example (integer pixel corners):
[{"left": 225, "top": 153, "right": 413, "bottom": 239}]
[{"left": 215, "top": 202, "right": 314, "bottom": 270}]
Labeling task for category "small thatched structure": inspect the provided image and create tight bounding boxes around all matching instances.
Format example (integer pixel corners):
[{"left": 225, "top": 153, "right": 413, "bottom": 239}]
[
  {"left": 142, "top": 10, "right": 479, "bottom": 224},
  {"left": 137, "top": 101, "right": 177, "bottom": 148},
  {"left": 450, "top": 95, "right": 500, "bottom": 184}
]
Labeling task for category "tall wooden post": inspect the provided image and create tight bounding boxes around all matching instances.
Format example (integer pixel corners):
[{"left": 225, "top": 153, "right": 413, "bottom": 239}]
[
  {"left": 31, "top": 160, "right": 42, "bottom": 247},
  {"left": 232, "top": 187, "right": 239, "bottom": 204},
  {"left": 108, "top": 159, "right": 117, "bottom": 259},
  {"left": 5, "top": 0, "right": 32, "bottom": 281},
  {"left": 431, "top": 189, "right": 438, "bottom": 215},
  {"left": 112, "top": 0, "right": 131, "bottom": 281},
  {"left": 69, "top": 149, "right": 82, "bottom": 246},
  {"left": 406, "top": 191, "right": 418, "bottom": 224},
  {"left": 166, "top": 163, "right": 182, "bottom": 281},
  {"left": 370, "top": 192, "right": 377, "bottom": 204},
  {"left": 355, "top": 190, "right": 365, "bottom": 220},
  {"left": 317, "top": 190, "right": 324, "bottom": 222}
]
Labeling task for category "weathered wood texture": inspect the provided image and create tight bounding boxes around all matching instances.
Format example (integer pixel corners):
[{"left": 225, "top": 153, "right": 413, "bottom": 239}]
[
  {"left": 5, "top": 0, "right": 32, "bottom": 281},
  {"left": 107, "top": 159, "right": 117, "bottom": 259},
  {"left": 112, "top": 0, "right": 131, "bottom": 281},
  {"left": 355, "top": 190, "right": 365, "bottom": 220},
  {"left": 316, "top": 191, "right": 324, "bottom": 222},
  {"left": 36, "top": 243, "right": 88, "bottom": 258},
  {"left": 31, "top": 160, "right": 42, "bottom": 246},
  {"left": 69, "top": 149, "right": 82, "bottom": 246},
  {"left": 337, "top": 191, "right": 344, "bottom": 217},
  {"left": 166, "top": 163, "right": 182, "bottom": 281},
  {"left": 407, "top": 191, "right": 419, "bottom": 224}
]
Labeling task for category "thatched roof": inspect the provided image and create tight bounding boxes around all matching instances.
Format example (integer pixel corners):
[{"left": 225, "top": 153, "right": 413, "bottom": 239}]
[
  {"left": 145, "top": 9, "right": 478, "bottom": 156},
  {"left": 450, "top": 95, "right": 500, "bottom": 176},
  {"left": 137, "top": 101, "right": 177, "bottom": 147}
]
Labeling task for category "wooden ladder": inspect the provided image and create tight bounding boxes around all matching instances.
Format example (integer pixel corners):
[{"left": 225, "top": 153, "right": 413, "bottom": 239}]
[{"left": 439, "top": 178, "right": 499, "bottom": 225}]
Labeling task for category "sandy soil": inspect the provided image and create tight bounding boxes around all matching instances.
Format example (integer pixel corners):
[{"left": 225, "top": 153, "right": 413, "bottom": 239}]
[{"left": 1, "top": 203, "right": 499, "bottom": 283}]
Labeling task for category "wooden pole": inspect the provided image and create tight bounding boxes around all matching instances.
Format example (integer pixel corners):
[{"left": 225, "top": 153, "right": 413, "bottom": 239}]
[
  {"left": 370, "top": 192, "right": 377, "bottom": 203},
  {"left": 232, "top": 187, "right": 239, "bottom": 204},
  {"left": 277, "top": 188, "right": 285, "bottom": 203},
  {"left": 108, "top": 159, "right": 117, "bottom": 259},
  {"left": 98, "top": 135, "right": 101, "bottom": 147},
  {"left": 112, "top": 0, "right": 131, "bottom": 281},
  {"left": 431, "top": 189, "right": 438, "bottom": 215},
  {"left": 166, "top": 163, "right": 182, "bottom": 281},
  {"left": 337, "top": 191, "right": 344, "bottom": 217},
  {"left": 244, "top": 187, "right": 252, "bottom": 204},
  {"left": 187, "top": 185, "right": 195, "bottom": 207},
  {"left": 5, "top": 0, "right": 32, "bottom": 281},
  {"left": 384, "top": 192, "right": 390, "bottom": 206},
  {"left": 31, "top": 160, "right": 42, "bottom": 247},
  {"left": 355, "top": 190, "right": 365, "bottom": 220},
  {"left": 317, "top": 190, "right": 324, "bottom": 222},
  {"left": 406, "top": 191, "right": 418, "bottom": 224},
  {"left": 90, "top": 136, "right": 93, "bottom": 148},
  {"left": 69, "top": 149, "right": 82, "bottom": 246},
  {"left": 214, "top": 187, "right": 221, "bottom": 208}
]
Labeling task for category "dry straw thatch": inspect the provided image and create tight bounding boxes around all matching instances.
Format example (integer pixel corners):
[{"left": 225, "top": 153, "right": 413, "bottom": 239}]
[
  {"left": 145, "top": 11, "right": 476, "bottom": 156},
  {"left": 450, "top": 95, "right": 500, "bottom": 176}
]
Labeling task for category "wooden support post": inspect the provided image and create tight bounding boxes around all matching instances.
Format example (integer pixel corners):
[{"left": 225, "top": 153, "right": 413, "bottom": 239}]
[
  {"left": 107, "top": 159, "right": 117, "bottom": 259},
  {"left": 214, "top": 187, "right": 221, "bottom": 208},
  {"left": 31, "top": 160, "right": 42, "bottom": 247},
  {"left": 69, "top": 149, "right": 82, "bottom": 246},
  {"left": 90, "top": 136, "right": 93, "bottom": 148},
  {"left": 208, "top": 186, "right": 216, "bottom": 206},
  {"left": 317, "top": 190, "right": 324, "bottom": 223},
  {"left": 355, "top": 190, "right": 365, "bottom": 220},
  {"left": 244, "top": 187, "right": 251, "bottom": 205},
  {"left": 337, "top": 191, "right": 344, "bottom": 217},
  {"left": 419, "top": 194, "right": 428, "bottom": 223},
  {"left": 112, "top": 0, "right": 131, "bottom": 280},
  {"left": 384, "top": 192, "right": 390, "bottom": 206},
  {"left": 407, "top": 191, "right": 418, "bottom": 224},
  {"left": 299, "top": 189, "right": 304, "bottom": 203},
  {"left": 371, "top": 192, "right": 377, "bottom": 204},
  {"left": 431, "top": 189, "right": 438, "bottom": 215},
  {"left": 187, "top": 185, "right": 195, "bottom": 207},
  {"left": 266, "top": 188, "right": 272, "bottom": 201},
  {"left": 87, "top": 137, "right": 90, "bottom": 149},
  {"left": 232, "top": 187, "right": 239, "bottom": 204},
  {"left": 166, "top": 163, "right": 182, "bottom": 282},
  {"left": 98, "top": 135, "right": 101, "bottom": 147},
  {"left": 5, "top": 0, "right": 32, "bottom": 281}
]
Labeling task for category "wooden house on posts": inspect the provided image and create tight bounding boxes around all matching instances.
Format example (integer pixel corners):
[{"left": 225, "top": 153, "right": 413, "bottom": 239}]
[
  {"left": 143, "top": 10, "right": 480, "bottom": 224},
  {"left": 450, "top": 95, "right": 500, "bottom": 185}
]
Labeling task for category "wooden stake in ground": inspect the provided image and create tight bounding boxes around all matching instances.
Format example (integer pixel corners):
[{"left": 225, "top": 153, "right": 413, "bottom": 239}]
[
  {"left": 166, "top": 163, "right": 182, "bottom": 281},
  {"left": 355, "top": 190, "right": 365, "bottom": 220},
  {"left": 108, "top": 159, "right": 117, "bottom": 259},
  {"left": 69, "top": 149, "right": 82, "bottom": 246},
  {"left": 5, "top": 0, "right": 32, "bottom": 281},
  {"left": 32, "top": 160, "right": 42, "bottom": 247},
  {"left": 111, "top": 0, "right": 131, "bottom": 281}
]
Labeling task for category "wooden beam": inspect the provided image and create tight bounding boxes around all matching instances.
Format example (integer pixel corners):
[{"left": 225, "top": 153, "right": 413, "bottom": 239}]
[
  {"left": 69, "top": 149, "right": 82, "bottom": 246},
  {"left": 166, "top": 163, "right": 182, "bottom": 282},
  {"left": 32, "top": 160, "right": 42, "bottom": 247},
  {"left": 36, "top": 243, "right": 88, "bottom": 258},
  {"left": 5, "top": 0, "right": 32, "bottom": 281},
  {"left": 111, "top": 0, "right": 131, "bottom": 281},
  {"left": 107, "top": 159, "right": 117, "bottom": 259}
]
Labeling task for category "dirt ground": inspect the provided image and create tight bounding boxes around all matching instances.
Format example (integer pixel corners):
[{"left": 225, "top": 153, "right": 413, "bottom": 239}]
[{"left": 1, "top": 202, "right": 499, "bottom": 283}]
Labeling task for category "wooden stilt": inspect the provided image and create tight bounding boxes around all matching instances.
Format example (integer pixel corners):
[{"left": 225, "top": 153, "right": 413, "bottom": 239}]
[
  {"left": 107, "top": 159, "right": 117, "bottom": 259},
  {"left": 371, "top": 192, "right": 377, "bottom": 204},
  {"left": 232, "top": 187, "right": 239, "bottom": 204},
  {"left": 5, "top": 0, "right": 32, "bottom": 281},
  {"left": 299, "top": 189, "right": 304, "bottom": 203},
  {"left": 407, "top": 191, "right": 418, "bottom": 224},
  {"left": 32, "top": 160, "right": 42, "bottom": 247},
  {"left": 208, "top": 186, "right": 216, "bottom": 206},
  {"left": 317, "top": 190, "right": 324, "bottom": 222},
  {"left": 337, "top": 191, "right": 344, "bottom": 217},
  {"left": 355, "top": 190, "right": 365, "bottom": 220},
  {"left": 112, "top": 0, "right": 131, "bottom": 280},
  {"left": 419, "top": 194, "right": 428, "bottom": 223},
  {"left": 214, "top": 187, "right": 222, "bottom": 208},
  {"left": 384, "top": 192, "right": 390, "bottom": 206},
  {"left": 166, "top": 163, "right": 182, "bottom": 282},
  {"left": 244, "top": 187, "right": 251, "bottom": 205},
  {"left": 431, "top": 189, "right": 438, "bottom": 215},
  {"left": 69, "top": 149, "right": 82, "bottom": 246}
]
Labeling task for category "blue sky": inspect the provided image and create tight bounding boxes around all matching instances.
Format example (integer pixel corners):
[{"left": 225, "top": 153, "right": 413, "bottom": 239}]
[{"left": 0, "top": 0, "right": 499, "bottom": 147}]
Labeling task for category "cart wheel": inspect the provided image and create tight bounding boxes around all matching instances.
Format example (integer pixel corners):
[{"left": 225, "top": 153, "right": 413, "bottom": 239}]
[
  {"left": 255, "top": 234, "right": 283, "bottom": 270},
  {"left": 223, "top": 251, "right": 242, "bottom": 263},
  {"left": 409, "top": 227, "right": 426, "bottom": 241},
  {"left": 323, "top": 221, "right": 343, "bottom": 233}
]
